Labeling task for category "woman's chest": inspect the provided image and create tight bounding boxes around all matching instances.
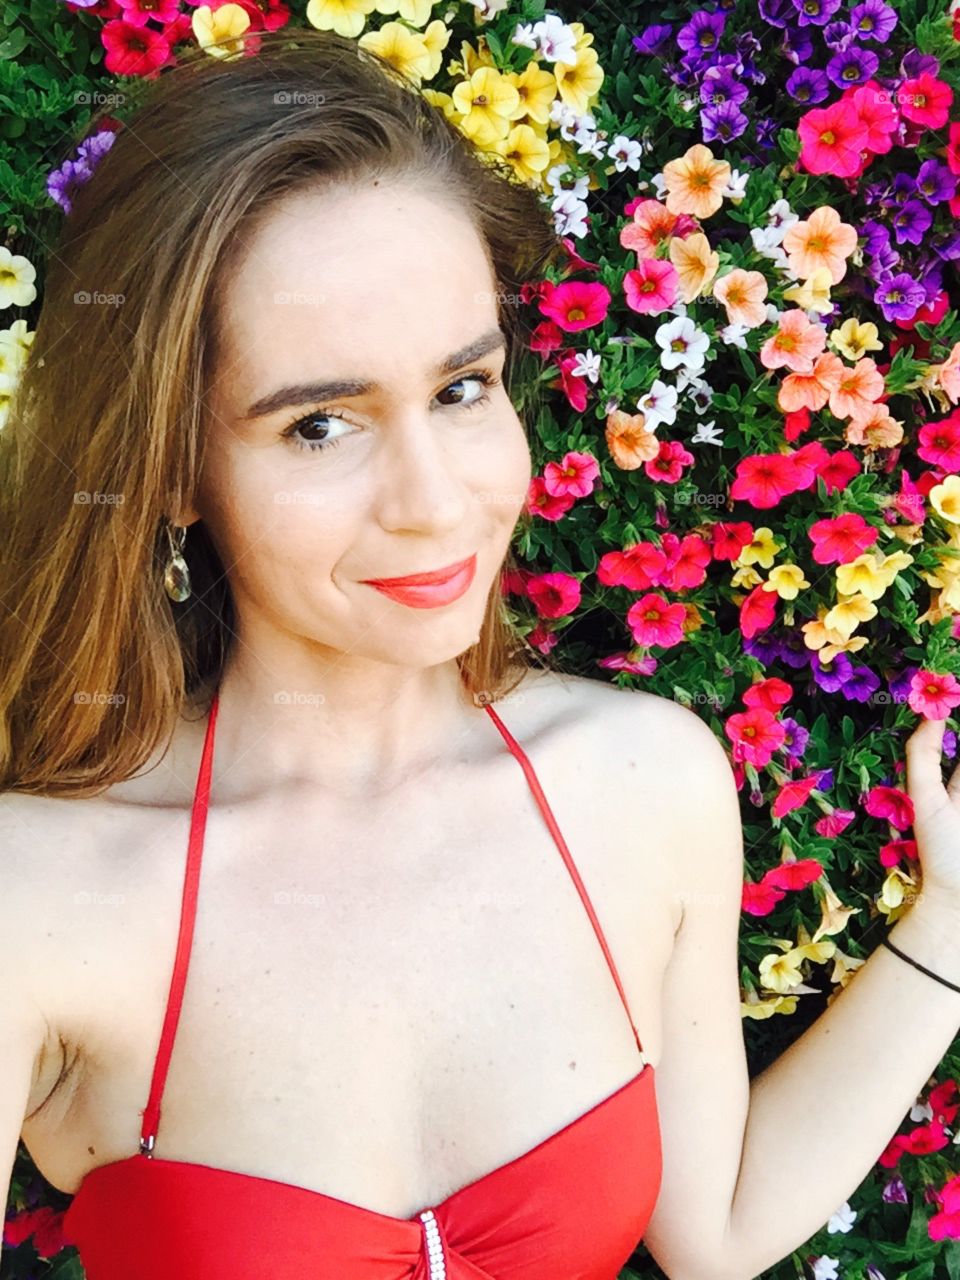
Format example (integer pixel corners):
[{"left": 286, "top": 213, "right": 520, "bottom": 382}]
[{"left": 34, "top": 712, "right": 681, "bottom": 1213}]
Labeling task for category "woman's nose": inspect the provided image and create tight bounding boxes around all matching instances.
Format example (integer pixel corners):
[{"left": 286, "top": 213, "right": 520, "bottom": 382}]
[{"left": 373, "top": 412, "right": 472, "bottom": 536}]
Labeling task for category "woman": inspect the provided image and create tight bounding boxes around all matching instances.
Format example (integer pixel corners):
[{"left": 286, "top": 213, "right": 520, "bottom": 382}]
[{"left": 3, "top": 25, "right": 960, "bottom": 1280}]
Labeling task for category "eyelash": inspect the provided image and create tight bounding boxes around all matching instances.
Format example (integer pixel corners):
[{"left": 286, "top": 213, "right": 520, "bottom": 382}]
[{"left": 280, "top": 369, "right": 502, "bottom": 454}]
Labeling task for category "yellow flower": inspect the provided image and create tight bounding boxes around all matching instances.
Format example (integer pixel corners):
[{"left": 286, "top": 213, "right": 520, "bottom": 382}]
[
  {"left": 834, "top": 551, "right": 899, "bottom": 601},
  {"left": 801, "top": 605, "right": 870, "bottom": 662},
  {"left": 192, "top": 4, "right": 251, "bottom": 56},
  {"left": 567, "top": 20, "right": 594, "bottom": 53},
  {"left": 306, "top": 0, "right": 376, "bottom": 38},
  {"left": 662, "top": 143, "right": 731, "bottom": 219},
  {"left": 824, "top": 591, "right": 877, "bottom": 639},
  {"left": 536, "top": 137, "right": 565, "bottom": 194},
  {"left": 451, "top": 67, "right": 521, "bottom": 147},
  {"left": 0, "top": 319, "right": 34, "bottom": 377},
  {"left": 731, "top": 565, "right": 764, "bottom": 589},
  {"left": 829, "top": 317, "right": 883, "bottom": 361},
  {"left": 554, "top": 46, "right": 604, "bottom": 116},
  {"left": 668, "top": 231, "right": 719, "bottom": 304},
  {"left": 762, "top": 563, "right": 811, "bottom": 600},
  {"left": 782, "top": 266, "right": 833, "bottom": 315},
  {"left": 418, "top": 18, "right": 450, "bottom": 80},
  {"left": 0, "top": 369, "right": 17, "bottom": 429},
  {"left": 494, "top": 124, "right": 551, "bottom": 183},
  {"left": 0, "top": 249, "right": 37, "bottom": 310},
  {"left": 372, "top": 0, "right": 431, "bottom": 27},
  {"left": 736, "top": 526, "right": 779, "bottom": 569},
  {"left": 931, "top": 474, "right": 960, "bottom": 524},
  {"left": 421, "top": 88, "right": 460, "bottom": 121},
  {"left": 358, "top": 21, "right": 431, "bottom": 85},
  {"left": 741, "top": 992, "right": 799, "bottom": 1020},
  {"left": 446, "top": 37, "right": 494, "bottom": 78},
  {"left": 506, "top": 62, "right": 558, "bottom": 126}
]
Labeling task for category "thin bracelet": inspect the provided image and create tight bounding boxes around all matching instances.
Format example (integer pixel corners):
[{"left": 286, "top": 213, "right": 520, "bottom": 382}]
[{"left": 882, "top": 937, "right": 960, "bottom": 995}]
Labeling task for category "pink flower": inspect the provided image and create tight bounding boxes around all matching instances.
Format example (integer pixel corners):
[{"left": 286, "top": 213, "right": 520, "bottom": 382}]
[
  {"left": 730, "top": 453, "right": 805, "bottom": 509},
  {"left": 644, "top": 438, "right": 694, "bottom": 484},
  {"left": 917, "top": 414, "right": 960, "bottom": 473},
  {"left": 771, "top": 775, "right": 820, "bottom": 818},
  {"left": 897, "top": 73, "right": 954, "bottom": 129},
  {"left": 908, "top": 669, "right": 960, "bottom": 720},
  {"left": 657, "top": 532, "right": 712, "bottom": 590},
  {"left": 844, "top": 79, "right": 899, "bottom": 156},
  {"left": 626, "top": 592, "right": 687, "bottom": 648},
  {"left": 742, "top": 676, "right": 794, "bottom": 714},
  {"left": 543, "top": 450, "right": 600, "bottom": 499},
  {"left": 797, "top": 100, "right": 868, "bottom": 178},
  {"left": 808, "top": 511, "right": 879, "bottom": 565},
  {"left": 815, "top": 808, "right": 856, "bottom": 837},
  {"left": 526, "top": 571, "right": 582, "bottom": 619},
  {"left": 724, "top": 706, "right": 787, "bottom": 768},
  {"left": 623, "top": 259, "right": 679, "bottom": 315},
  {"left": 739, "top": 583, "right": 778, "bottom": 639},
  {"left": 525, "top": 476, "right": 575, "bottom": 522},
  {"left": 863, "top": 784, "right": 914, "bottom": 831},
  {"left": 538, "top": 280, "right": 611, "bottom": 332},
  {"left": 597, "top": 542, "right": 668, "bottom": 590},
  {"left": 526, "top": 622, "right": 559, "bottom": 654}
]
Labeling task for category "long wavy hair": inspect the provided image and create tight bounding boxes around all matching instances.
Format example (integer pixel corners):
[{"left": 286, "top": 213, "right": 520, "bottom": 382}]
[{"left": 0, "top": 27, "right": 569, "bottom": 797}]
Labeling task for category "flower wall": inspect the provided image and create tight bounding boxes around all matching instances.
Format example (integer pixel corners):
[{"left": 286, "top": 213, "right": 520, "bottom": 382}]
[{"left": 4, "top": 0, "right": 960, "bottom": 1277}]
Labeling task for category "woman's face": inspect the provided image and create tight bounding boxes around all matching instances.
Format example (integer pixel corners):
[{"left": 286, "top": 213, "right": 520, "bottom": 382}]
[{"left": 193, "top": 180, "right": 532, "bottom": 671}]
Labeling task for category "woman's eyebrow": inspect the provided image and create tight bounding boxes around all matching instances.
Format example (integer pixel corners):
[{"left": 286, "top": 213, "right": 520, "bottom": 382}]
[{"left": 239, "top": 327, "right": 506, "bottom": 421}]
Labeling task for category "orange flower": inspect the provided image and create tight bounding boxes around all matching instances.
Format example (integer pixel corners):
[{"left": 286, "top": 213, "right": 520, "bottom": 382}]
[
  {"left": 668, "top": 231, "right": 719, "bottom": 303},
  {"left": 759, "top": 308, "right": 827, "bottom": 374},
  {"left": 620, "top": 199, "right": 680, "bottom": 257},
  {"left": 828, "top": 357, "right": 886, "bottom": 421},
  {"left": 777, "top": 351, "right": 845, "bottom": 412},
  {"left": 935, "top": 340, "right": 960, "bottom": 405},
  {"left": 781, "top": 205, "right": 858, "bottom": 284},
  {"left": 843, "top": 403, "right": 904, "bottom": 449},
  {"left": 605, "top": 408, "right": 660, "bottom": 470},
  {"left": 662, "top": 143, "right": 731, "bottom": 219},
  {"left": 711, "top": 267, "right": 769, "bottom": 329}
]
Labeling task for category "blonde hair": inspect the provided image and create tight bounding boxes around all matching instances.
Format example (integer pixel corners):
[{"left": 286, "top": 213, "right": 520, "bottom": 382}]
[{"left": 0, "top": 28, "right": 568, "bottom": 797}]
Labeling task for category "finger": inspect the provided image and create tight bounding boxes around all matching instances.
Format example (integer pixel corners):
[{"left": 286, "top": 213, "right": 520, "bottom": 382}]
[{"left": 905, "top": 716, "right": 948, "bottom": 816}]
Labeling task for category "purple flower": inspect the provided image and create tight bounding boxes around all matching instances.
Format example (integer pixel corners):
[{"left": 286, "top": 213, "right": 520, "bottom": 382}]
[
  {"left": 758, "top": 0, "right": 794, "bottom": 26},
  {"left": 826, "top": 44, "right": 879, "bottom": 89},
  {"left": 632, "top": 23, "right": 673, "bottom": 56},
  {"left": 677, "top": 10, "right": 726, "bottom": 57},
  {"left": 849, "top": 0, "right": 898, "bottom": 41},
  {"left": 843, "top": 665, "right": 882, "bottom": 703},
  {"left": 859, "top": 218, "right": 891, "bottom": 258},
  {"left": 900, "top": 49, "right": 938, "bottom": 79},
  {"left": 881, "top": 1176, "right": 909, "bottom": 1206},
  {"left": 700, "top": 66, "right": 750, "bottom": 108},
  {"left": 781, "top": 24, "right": 815, "bottom": 63},
  {"left": 931, "top": 230, "right": 960, "bottom": 261},
  {"left": 874, "top": 271, "right": 926, "bottom": 321},
  {"left": 887, "top": 172, "right": 917, "bottom": 205},
  {"left": 890, "top": 198, "right": 933, "bottom": 246},
  {"left": 786, "top": 66, "right": 830, "bottom": 103},
  {"left": 701, "top": 99, "right": 749, "bottom": 142},
  {"left": 813, "top": 651, "right": 853, "bottom": 693},
  {"left": 791, "top": 0, "right": 842, "bottom": 26},
  {"left": 823, "top": 19, "right": 854, "bottom": 49},
  {"left": 915, "top": 158, "right": 957, "bottom": 206},
  {"left": 45, "top": 127, "right": 116, "bottom": 215},
  {"left": 755, "top": 117, "right": 779, "bottom": 148}
]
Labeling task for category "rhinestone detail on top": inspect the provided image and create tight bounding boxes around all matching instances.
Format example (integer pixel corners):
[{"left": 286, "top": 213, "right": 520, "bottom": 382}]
[{"left": 418, "top": 1209, "right": 446, "bottom": 1279}]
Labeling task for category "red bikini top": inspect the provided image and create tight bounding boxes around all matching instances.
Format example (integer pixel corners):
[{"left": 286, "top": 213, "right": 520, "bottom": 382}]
[{"left": 62, "top": 690, "right": 661, "bottom": 1279}]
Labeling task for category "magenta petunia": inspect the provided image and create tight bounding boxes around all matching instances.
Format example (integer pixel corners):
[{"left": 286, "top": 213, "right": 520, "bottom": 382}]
[
  {"left": 538, "top": 280, "right": 611, "bottom": 332},
  {"left": 622, "top": 258, "right": 679, "bottom": 315}
]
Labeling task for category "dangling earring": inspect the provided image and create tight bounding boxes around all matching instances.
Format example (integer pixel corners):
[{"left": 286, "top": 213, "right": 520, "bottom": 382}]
[{"left": 163, "top": 522, "right": 192, "bottom": 602}]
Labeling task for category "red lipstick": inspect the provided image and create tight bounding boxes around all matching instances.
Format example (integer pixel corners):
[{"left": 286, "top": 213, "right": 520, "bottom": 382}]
[{"left": 361, "top": 554, "right": 477, "bottom": 609}]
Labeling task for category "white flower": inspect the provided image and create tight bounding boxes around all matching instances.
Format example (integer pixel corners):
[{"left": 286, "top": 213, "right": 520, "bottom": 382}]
[
  {"left": 690, "top": 418, "right": 722, "bottom": 446},
  {"left": 570, "top": 348, "right": 601, "bottom": 382},
  {"left": 767, "top": 197, "right": 799, "bottom": 238},
  {"left": 472, "top": 0, "right": 510, "bottom": 18},
  {"left": 510, "top": 19, "right": 537, "bottom": 46},
  {"left": 655, "top": 314, "right": 709, "bottom": 372},
  {"left": 676, "top": 371, "right": 714, "bottom": 413},
  {"left": 750, "top": 224, "right": 785, "bottom": 255},
  {"left": 606, "top": 134, "right": 644, "bottom": 172},
  {"left": 810, "top": 1257, "right": 840, "bottom": 1280},
  {"left": 531, "top": 14, "right": 578, "bottom": 63},
  {"left": 650, "top": 172, "right": 667, "bottom": 200},
  {"left": 764, "top": 301, "right": 782, "bottom": 324},
  {"left": 722, "top": 166, "right": 750, "bottom": 204},
  {"left": 636, "top": 378, "right": 678, "bottom": 431},
  {"left": 0, "top": 248, "right": 37, "bottom": 310},
  {"left": 544, "top": 162, "right": 589, "bottom": 200},
  {"left": 826, "top": 1201, "right": 856, "bottom": 1235},
  {"left": 718, "top": 321, "right": 751, "bottom": 348},
  {"left": 577, "top": 131, "right": 608, "bottom": 161},
  {"left": 551, "top": 189, "right": 589, "bottom": 238}
]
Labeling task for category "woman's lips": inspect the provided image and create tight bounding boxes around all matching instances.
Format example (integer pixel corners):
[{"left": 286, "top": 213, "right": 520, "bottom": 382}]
[{"left": 361, "top": 554, "right": 477, "bottom": 609}]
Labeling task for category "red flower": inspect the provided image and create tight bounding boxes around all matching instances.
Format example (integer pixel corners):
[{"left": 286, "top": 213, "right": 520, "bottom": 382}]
[
  {"left": 597, "top": 541, "right": 668, "bottom": 590},
  {"left": 815, "top": 449, "right": 861, "bottom": 495},
  {"left": 526, "top": 571, "right": 582, "bottom": 619},
  {"left": 739, "top": 582, "right": 778, "bottom": 639},
  {"left": 101, "top": 18, "right": 173, "bottom": 75},
  {"left": 917, "top": 415, "right": 960, "bottom": 473},
  {"left": 808, "top": 511, "right": 878, "bottom": 565},
  {"left": 730, "top": 452, "right": 805, "bottom": 508},
  {"left": 529, "top": 320, "right": 564, "bottom": 356},
  {"left": 863, "top": 783, "right": 915, "bottom": 831},
  {"left": 710, "top": 521, "right": 754, "bottom": 561},
  {"left": 657, "top": 532, "right": 711, "bottom": 590},
  {"left": 525, "top": 476, "right": 575, "bottom": 522},
  {"left": 742, "top": 676, "right": 793, "bottom": 714},
  {"left": 771, "top": 775, "right": 820, "bottom": 818},
  {"left": 644, "top": 438, "right": 694, "bottom": 484}
]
